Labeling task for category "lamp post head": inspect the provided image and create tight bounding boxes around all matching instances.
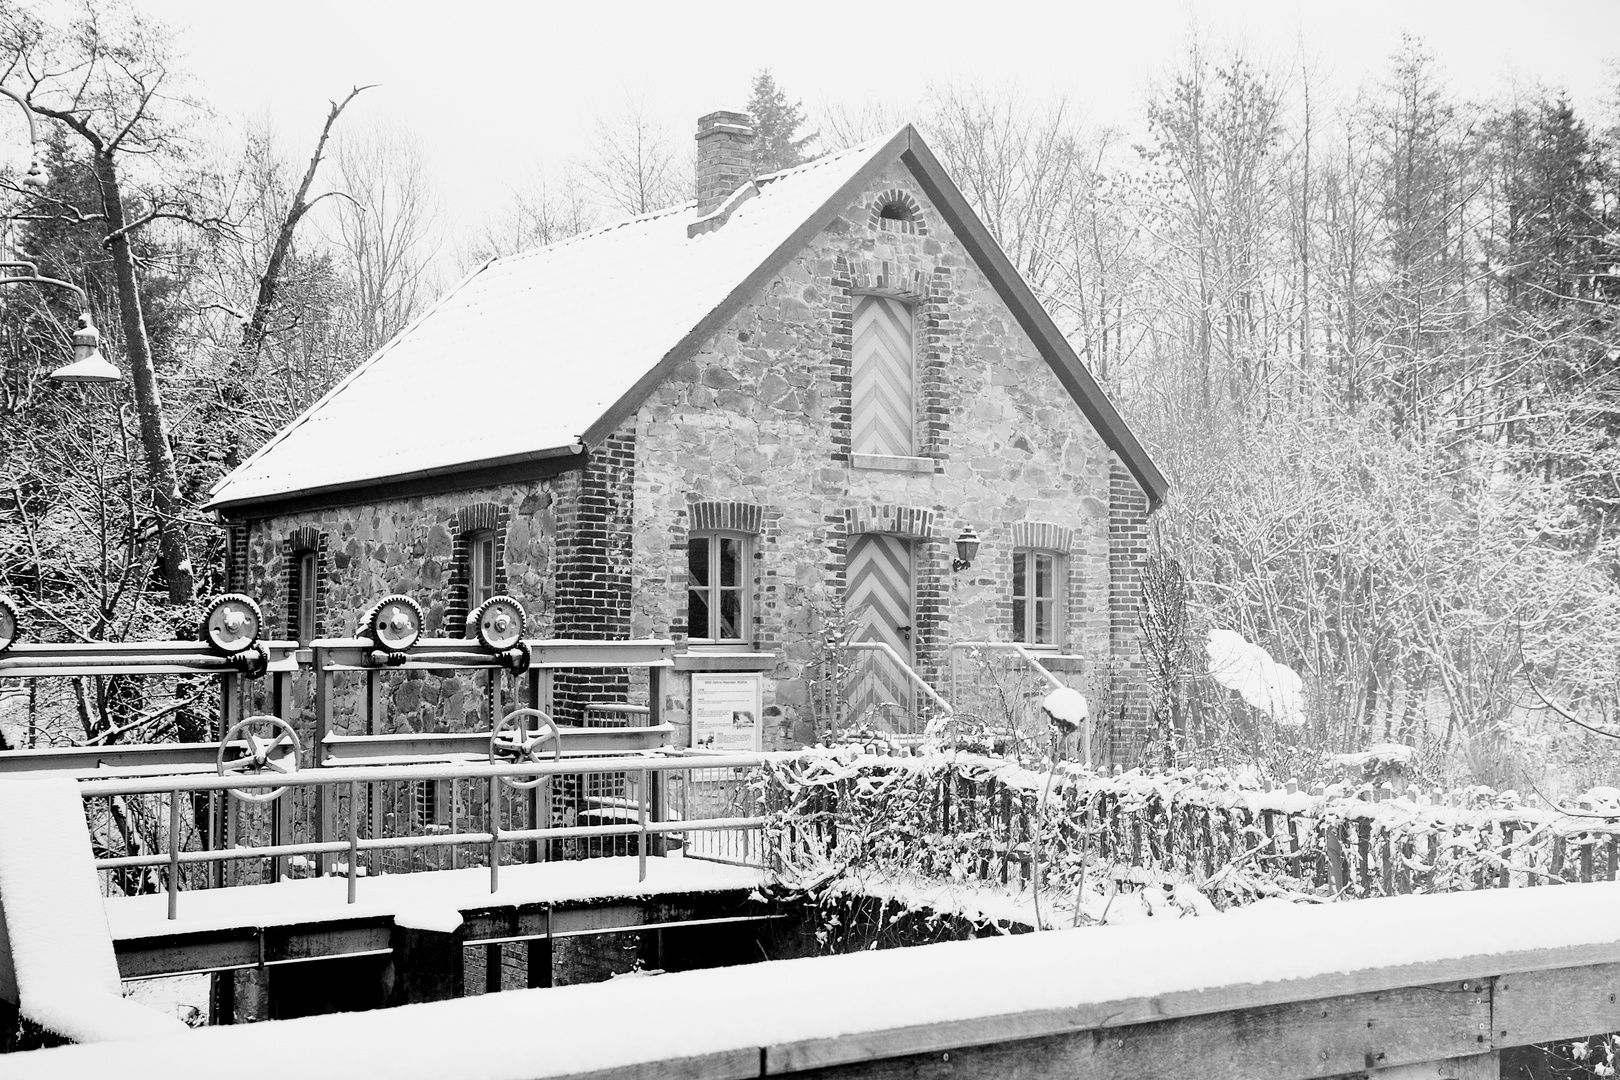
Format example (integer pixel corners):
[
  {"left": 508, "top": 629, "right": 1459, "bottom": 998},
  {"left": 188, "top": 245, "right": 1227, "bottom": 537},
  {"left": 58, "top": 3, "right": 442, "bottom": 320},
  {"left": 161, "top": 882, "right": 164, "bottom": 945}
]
[
  {"left": 50, "top": 312, "right": 121, "bottom": 384},
  {"left": 21, "top": 159, "right": 46, "bottom": 189}
]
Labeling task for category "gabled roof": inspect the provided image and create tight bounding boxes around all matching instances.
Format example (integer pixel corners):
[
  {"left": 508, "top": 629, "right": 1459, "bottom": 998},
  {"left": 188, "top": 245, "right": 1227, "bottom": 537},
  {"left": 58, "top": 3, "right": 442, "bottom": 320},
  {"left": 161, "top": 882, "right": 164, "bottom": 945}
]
[{"left": 207, "top": 127, "right": 1166, "bottom": 517}]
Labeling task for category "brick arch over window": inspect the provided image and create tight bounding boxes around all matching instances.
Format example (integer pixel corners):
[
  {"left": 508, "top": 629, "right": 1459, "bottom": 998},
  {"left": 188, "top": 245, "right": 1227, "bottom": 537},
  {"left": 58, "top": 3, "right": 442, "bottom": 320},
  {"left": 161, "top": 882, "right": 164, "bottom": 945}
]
[
  {"left": 688, "top": 500, "right": 763, "bottom": 535},
  {"left": 280, "top": 526, "right": 328, "bottom": 642},
  {"left": 1010, "top": 521, "right": 1075, "bottom": 553},
  {"left": 868, "top": 188, "right": 928, "bottom": 235},
  {"left": 830, "top": 256, "right": 956, "bottom": 467},
  {"left": 446, "top": 501, "right": 512, "bottom": 635}
]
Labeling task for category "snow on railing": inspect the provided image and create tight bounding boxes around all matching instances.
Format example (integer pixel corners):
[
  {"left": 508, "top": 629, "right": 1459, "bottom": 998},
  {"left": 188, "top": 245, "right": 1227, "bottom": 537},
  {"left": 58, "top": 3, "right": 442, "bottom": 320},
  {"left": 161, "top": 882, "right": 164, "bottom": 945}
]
[
  {"left": 755, "top": 749, "right": 1620, "bottom": 907},
  {"left": 77, "top": 754, "right": 776, "bottom": 920}
]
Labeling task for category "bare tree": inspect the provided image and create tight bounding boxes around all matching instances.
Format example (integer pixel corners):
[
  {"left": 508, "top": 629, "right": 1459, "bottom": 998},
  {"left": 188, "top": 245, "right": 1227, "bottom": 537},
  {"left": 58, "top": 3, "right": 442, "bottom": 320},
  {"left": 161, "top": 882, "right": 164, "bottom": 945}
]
[
  {"left": 584, "top": 99, "right": 685, "bottom": 216},
  {"left": 242, "top": 85, "right": 370, "bottom": 354},
  {"left": 328, "top": 119, "right": 440, "bottom": 355},
  {"left": 922, "top": 83, "right": 1091, "bottom": 299},
  {"left": 458, "top": 167, "right": 594, "bottom": 269},
  {"left": 0, "top": 0, "right": 227, "bottom": 606}
]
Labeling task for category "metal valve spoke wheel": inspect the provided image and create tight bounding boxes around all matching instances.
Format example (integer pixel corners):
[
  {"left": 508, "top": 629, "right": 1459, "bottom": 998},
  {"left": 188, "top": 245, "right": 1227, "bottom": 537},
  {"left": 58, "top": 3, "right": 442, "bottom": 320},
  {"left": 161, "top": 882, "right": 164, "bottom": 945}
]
[
  {"left": 217, "top": 715, "right": 301, "bottom": 803},
  {"left": 490, "top": 707, "right": 561, "bottom": 789},
  {"left": 0, "top": 594, "right": 18, "bottom": 654}
]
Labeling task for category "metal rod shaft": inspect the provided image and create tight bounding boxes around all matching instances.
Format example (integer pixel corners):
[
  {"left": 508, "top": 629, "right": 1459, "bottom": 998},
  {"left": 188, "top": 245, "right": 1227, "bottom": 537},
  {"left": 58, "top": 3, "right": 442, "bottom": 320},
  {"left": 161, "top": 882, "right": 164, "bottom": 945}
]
[{"left": 167, "top": 790, "right": 181, "bottom": 921}]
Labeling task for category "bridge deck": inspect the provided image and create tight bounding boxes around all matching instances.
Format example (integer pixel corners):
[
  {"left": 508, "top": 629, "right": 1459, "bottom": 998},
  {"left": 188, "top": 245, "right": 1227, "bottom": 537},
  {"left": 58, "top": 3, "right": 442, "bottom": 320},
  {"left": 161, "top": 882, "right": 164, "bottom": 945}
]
[
  {"left": 14, "top": 881, "right": 1620, "bottom": 1079},
  {"left": 107, "top": 855, "right": 769, "bottom": 979}
]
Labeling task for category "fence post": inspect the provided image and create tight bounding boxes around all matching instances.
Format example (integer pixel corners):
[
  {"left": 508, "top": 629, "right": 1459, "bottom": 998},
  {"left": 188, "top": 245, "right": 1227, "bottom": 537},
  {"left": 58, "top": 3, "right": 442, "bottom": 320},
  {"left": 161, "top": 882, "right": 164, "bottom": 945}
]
[
  {"left": 1325, "top": 822, "right": 1346, "bottom": 894},
  {"left": 167, "top": 789, "right": 181, "bottom": 921},
  {"left": 347, "top": 781, "right": 359, "bottom": 905}
]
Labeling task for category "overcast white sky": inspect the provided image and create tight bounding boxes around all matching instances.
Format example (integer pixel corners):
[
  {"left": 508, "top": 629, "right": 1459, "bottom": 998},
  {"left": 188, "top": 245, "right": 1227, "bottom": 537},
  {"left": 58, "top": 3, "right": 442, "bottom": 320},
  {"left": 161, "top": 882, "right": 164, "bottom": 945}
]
[{"left": 137, "top": 0, "right": 1618, "bottom": 244}]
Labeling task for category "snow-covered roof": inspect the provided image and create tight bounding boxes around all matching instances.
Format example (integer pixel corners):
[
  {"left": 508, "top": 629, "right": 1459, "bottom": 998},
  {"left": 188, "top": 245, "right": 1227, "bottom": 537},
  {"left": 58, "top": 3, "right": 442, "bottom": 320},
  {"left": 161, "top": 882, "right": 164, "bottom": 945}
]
[
  {"left": 208, "top": 125, "right": 1168, "bottom": 514},
  {"left": 207, "top": 134, "right": 900, "bottom": 513}
]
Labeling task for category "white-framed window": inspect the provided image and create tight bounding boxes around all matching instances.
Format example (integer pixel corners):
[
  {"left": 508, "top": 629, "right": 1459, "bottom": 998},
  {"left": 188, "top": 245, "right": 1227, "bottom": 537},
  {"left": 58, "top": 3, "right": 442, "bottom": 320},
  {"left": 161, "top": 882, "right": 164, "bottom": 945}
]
[
  {"left": 687, "top": 532, "right": 748, "bottom": 644},
  {"left": 291, "top": 549, "right": 318, "bottom": 645},
  {"left": 1012, "top": 549, "right": 1061, "bottom": 647},
  {"left": 468, "top": 530, "right": 497, "bottom": 608}
]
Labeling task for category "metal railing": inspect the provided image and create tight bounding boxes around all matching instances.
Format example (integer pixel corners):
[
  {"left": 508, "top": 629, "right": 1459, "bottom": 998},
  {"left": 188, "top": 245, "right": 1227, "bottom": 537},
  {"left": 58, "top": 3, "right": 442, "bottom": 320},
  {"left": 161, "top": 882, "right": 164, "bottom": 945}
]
[
  {"left": 841, "top": 640, "right": 953, "bottom": 740},
  {"left": 949, "top": 642, "right": 1090, "bottom": 764},
  {"left": 78, "top": 752, "right": 773, "bottom": 921}
]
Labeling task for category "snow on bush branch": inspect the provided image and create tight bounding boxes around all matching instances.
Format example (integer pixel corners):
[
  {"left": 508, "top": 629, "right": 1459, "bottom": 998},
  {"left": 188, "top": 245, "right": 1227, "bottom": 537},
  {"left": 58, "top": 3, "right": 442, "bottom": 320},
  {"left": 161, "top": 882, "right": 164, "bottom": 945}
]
[{"left": 754, "top": 748, "right": 1620, "bottom": 910}]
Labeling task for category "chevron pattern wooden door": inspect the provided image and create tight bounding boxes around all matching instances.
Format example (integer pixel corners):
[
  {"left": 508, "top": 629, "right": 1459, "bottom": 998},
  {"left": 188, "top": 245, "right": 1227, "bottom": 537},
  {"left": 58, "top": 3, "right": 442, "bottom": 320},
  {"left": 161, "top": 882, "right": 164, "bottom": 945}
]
[
  {"left": 852, "top": 295, "right": 914, "bottom": 456},
  {"left": 845, "top": 533, "right": 914, "bottom": 727}
]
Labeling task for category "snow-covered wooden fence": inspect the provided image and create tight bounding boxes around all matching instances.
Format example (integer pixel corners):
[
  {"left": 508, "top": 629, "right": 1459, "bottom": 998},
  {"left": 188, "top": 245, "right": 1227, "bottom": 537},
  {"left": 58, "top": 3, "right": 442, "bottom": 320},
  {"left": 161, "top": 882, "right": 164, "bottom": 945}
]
[{"left": 760, "top": 751, "right": 1619, "bottom": 902}]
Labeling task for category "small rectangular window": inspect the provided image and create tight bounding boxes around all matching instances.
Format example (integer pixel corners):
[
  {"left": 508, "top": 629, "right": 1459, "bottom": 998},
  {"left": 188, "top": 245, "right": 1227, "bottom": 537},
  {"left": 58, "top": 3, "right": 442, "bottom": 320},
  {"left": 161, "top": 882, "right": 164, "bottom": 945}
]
[
  {"left": 1012, "top": 550, "right": 1060, "bottom": 646},
  {"left": 688, "top": 533, "right": 748, "bottom": 643},
  {"left": 293, "top": 550, "right": 318, "bottom": 645},
  {"left": 469, "top": 531, "right": 497, "bottom": 607}
]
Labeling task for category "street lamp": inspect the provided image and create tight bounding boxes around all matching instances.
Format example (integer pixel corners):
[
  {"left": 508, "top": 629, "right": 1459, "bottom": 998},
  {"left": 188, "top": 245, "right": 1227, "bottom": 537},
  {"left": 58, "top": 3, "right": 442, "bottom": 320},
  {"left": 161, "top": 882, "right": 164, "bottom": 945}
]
[
  {"left": 0, "top": 85, "right": 49, "bottom": 190},
  {"left": 49, "top": 312, "right": 118, "bottom": 383},
  {"left": 0, "top": 261, "right": 118, "bottom": 383}
]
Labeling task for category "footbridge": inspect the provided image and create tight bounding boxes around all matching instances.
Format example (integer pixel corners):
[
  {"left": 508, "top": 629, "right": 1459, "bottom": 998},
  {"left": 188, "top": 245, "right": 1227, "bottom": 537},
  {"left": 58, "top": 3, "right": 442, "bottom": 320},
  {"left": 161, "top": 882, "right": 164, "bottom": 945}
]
[{"left": 8, "top": 864, "right": 1620, "bottom": 1078}]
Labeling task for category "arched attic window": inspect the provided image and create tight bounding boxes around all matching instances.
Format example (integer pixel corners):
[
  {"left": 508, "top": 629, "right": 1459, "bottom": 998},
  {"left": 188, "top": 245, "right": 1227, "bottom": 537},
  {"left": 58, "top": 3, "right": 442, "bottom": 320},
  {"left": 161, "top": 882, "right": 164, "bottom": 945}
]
[{"left": 869, "top": 189, "right": 926, "bottom": 235}]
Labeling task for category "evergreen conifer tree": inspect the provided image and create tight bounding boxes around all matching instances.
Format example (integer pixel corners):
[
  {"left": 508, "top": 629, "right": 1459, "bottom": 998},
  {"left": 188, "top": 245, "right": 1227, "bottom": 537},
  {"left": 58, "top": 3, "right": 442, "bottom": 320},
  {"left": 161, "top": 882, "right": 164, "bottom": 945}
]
[{"left": 748, "top": 70, "right": 817, "bottom": 173}]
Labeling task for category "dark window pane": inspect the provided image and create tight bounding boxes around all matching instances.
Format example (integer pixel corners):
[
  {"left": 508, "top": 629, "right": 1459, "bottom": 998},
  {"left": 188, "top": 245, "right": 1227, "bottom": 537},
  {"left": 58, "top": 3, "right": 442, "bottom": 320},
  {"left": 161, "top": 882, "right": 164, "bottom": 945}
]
[
  {"left": 297, "top": 551, "right": 317, "bottom": 642},
  {"left": 1035, "top": 553, "right": 1054, "bottom": 600},
  {"left": 1012, "top": 598, "right": 1027, "bottom": 642},
  {"left": 1012, "top": 552, "right": 1026, "bottom": 599},
  {"left": 719, "top": 537, "right": 740, "bottom": 587},
  {"left": 687, "top": 589, "right": 710, "bottom": 638},
  {"left": 688, "top": 537, "right": 710, "bottom": 586},
  {"left": 471, "top": 532, "right": 497, "bottom": 605},
  {"left": 1035, "top": 598, "right": 1054, "bottom": 644},
  {"left": 719, "top": 588, "right": 741, "bottom": 639}
]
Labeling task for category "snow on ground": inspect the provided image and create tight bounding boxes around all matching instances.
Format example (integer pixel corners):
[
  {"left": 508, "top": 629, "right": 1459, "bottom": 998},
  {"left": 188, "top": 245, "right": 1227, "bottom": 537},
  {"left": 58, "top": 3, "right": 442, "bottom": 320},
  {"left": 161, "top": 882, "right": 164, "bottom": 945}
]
[
  {"left": 122, "top": 974, "right": 208, "bottom": 1026},
  {"left": 0, "top": 776, "right": 188, "bottom": 1042},
  {"left": 12, "top": 879, "right": 1620, "bottom": 1080},
  {"left": 104, "top": 855, "right": 767, "bottom": 941}
]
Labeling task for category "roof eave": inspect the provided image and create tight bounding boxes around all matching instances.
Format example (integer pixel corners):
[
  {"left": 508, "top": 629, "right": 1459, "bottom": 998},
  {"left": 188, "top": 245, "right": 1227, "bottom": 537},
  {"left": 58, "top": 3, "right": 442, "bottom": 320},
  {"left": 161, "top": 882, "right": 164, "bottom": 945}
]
[{"left": 206, "top": 441, "right": 586, "bottom": 522}]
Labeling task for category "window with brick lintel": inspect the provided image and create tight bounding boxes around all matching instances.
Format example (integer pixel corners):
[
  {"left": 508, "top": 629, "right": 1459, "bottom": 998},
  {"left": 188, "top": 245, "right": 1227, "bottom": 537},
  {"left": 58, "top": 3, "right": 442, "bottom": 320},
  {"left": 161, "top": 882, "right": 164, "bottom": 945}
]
[
  {"left": 1013, "top": 549, "right": 1062, "bottom": 647},
  {"left": 688, "top": 533, "right": 749, "bottom": 644}
]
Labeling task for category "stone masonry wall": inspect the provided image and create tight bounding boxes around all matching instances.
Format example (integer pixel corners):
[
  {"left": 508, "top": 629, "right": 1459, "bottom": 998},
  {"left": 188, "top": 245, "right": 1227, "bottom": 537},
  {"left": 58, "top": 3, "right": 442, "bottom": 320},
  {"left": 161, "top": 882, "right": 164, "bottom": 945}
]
[
  {"left": 633, "top": 159, "right": 1138, "bottom": 752},
  {"left": 243, "top": 479, "right": 559, "bottom": 741}
]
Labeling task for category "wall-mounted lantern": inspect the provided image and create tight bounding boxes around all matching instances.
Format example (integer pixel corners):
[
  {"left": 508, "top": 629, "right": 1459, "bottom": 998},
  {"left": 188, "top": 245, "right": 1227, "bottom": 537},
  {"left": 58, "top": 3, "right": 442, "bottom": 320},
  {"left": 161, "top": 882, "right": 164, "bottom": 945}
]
[{"left": 952, "top": 526, "right": 980, "bottom": 573}]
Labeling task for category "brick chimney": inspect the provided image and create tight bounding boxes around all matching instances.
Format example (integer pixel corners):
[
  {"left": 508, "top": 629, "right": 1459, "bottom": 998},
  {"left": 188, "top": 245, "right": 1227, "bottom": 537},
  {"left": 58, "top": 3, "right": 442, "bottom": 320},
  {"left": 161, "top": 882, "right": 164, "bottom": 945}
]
[{"left": 694, "top": 110, "right": 755, "bottom": 215}]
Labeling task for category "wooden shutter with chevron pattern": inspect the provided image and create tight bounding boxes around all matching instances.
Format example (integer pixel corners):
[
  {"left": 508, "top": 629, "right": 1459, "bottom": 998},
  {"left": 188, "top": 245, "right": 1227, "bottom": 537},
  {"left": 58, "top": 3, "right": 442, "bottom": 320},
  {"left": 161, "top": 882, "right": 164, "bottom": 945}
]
[
  {"left": 852, "top": 295, "right": 914, "bottom": 456},
  {"left": 845, "top": 533, "right": 914, "bottom": 725}
]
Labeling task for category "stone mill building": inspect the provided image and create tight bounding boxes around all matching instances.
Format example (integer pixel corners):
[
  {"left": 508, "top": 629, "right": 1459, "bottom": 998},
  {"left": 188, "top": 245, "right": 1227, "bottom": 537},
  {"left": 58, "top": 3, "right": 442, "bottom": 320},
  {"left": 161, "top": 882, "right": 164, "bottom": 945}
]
[{"left": 205, "top": 112, "right": 1168, "bottom": 755}]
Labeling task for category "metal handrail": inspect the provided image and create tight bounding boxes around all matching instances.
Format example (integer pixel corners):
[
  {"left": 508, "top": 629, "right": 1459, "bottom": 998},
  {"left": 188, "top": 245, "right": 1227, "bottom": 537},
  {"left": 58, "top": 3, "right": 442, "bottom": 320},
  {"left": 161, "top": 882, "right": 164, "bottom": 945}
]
[
  {"left": 81, "top": 753, "right": 772, "bottom": 920},
  {"left": 949, "top": 642, "right": 1091, "bottom": 765},
  {"left": 950, "top": 641, "right": 1080, "bottom": 691},
  {"left": 844, "top": 640, "right": 954, "bottom": 719}
]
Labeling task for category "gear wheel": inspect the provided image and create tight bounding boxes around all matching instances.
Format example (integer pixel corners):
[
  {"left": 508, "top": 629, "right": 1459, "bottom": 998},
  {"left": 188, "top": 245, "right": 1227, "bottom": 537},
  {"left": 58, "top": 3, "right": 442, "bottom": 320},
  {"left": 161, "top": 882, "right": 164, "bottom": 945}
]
[
  {"left": 468, "top": 594, "right": 527, "bottom": 651},
  {"left": 200, "top": 593, "right": 263, "bottom": 656},
  {"left": 361, "top": 594, "right": 424, "bottom": 651}
]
